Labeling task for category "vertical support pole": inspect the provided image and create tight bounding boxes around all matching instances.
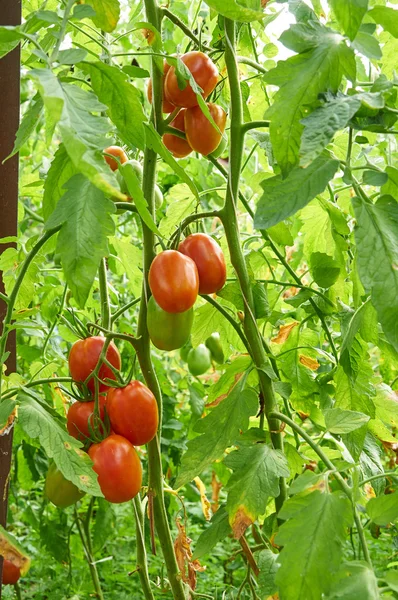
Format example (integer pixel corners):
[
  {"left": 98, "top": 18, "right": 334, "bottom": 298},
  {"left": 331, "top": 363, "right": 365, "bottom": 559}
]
[{"left": 0, "top": 0, "right": 22, "bottom": 594}]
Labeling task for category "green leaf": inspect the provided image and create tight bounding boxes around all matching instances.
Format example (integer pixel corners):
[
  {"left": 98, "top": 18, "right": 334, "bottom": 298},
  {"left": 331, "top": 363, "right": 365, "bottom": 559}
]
[
  {"left": 367, "top": 493, "right": 398, "bottom": 525},
  {"left": 84, "top": 62, "right": 146, "bottom": 151},
  {"left": 224, "top": 442, "right": 289, "bottom": 536},
  {"left": 0, "top": 25, "right": 22, "bottom": 59},
  {"left": 191, "top": 301, "right": 245, "bottom": 358},
  {"left": 267, "top": 221, "right": 294, "bottom": 246},
  {"left": 175, "top": 373, "right": 258, "bottom": 488},
  {"left": 254, "top": 154, "right": 339, "bottom": 230},
  {"left": 0, "top": 398, "right": 16, "bottom": 429},
  {"left": 369, "top": 6, "right": 398, "bottom": 38},
  {"left": 335, "top": 364, "right": 375, "bottom": 418},
  {"left": 57, "top": 48, "right": 87, "bottom": 64},
  {"left": 276, "top": 491, "right": 353, "bottom": 600},
  {"left": 5, "top": 93, "right": 43, "bottom": 161},
  {"left": 43, "top": 144, "right": 78, "bottom": 220},
  {"left": 45, "top": 174, "right": 115, "bottom": 308},
  {"left": 339, "top": 299, "right": 373, "bottom": 378},
  {"left": 324, "top": 408, "right": 370, "bottom": 434},
  {"left": 110, "top": 237, "right": 142, "bottom": 296},
  {"left": 192, "top": 505, "right": 231, "bottom": 560},
  {"left": 352, "top": 196, "right": 398, "bottom": 352},
  {"left": 288, "top": 470, "right": 324, "bottom": 496},
  {"left": 202, "top": 0, "right": 264, "bottom": 22},
  {"left": 257, "top": 550, "right": 278, "bottom": 598},
  {"left": 159, "top": 184, "right": 196, "bottom": 238},
  {"left": 144, "top": 123, "right": 199, "bottom": 201},
  {"left": 382, "top": 166, "right": 398, "bottom": 197},
  {"left": 352, "top": 31, "right": 382, "bottom": 60},
  {"left": 330, "top": 0, "right": 368, "bottom": 40},
  {"left": 310, "top": 252, "right": 341, "bottom": 288},
  {"left": 326, "top": 561, "right": 379, "bottom": 600},
  {"left": 362, "top": 170, "right": 388, "bottom": 186},
  {"left": 85, "top": 0, "right": 120, "bottom": 32},
  {"left": 17, "top": 390, "right": 102, "bottom": 496},
  {"left": 119, "top": 163, "right": 162, "bottom": 236},
  {"left": 265, "top": 21, "right": 355, "bottom": 175},
  {"left": 385, "top": 570, "right": 398, "bottom": 593},
  {"left": 300, "top": 94, "right": 361, "bottom": 166}
]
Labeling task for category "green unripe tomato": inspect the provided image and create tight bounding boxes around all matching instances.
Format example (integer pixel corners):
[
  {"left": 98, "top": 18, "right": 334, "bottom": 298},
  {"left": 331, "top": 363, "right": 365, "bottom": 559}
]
[
  {"left": 147, "top": 296, "right": 193, "bottom": 351},
  {"left": 180, "top": 338, "right": 193, "bottom": 362},
  {"left": 45, "top": 463, "right": 85, "bottom": 508},
  {"left": 117, "top": 160, "right": 163, "bottom": 209},
  {"left": 209, "top": 134, "right": 228, "bottom": 159},
  {"left": 205, "top": 332, "right": 224, "bottom": 364},
  {"left": 187, "top": 344, "right": 212, "bottom": 376}
]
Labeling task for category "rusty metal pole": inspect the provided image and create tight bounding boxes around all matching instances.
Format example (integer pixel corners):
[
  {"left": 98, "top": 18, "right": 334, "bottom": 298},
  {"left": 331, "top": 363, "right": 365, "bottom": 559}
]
[{"left": 0, "top": 0, "right": 22, "bottom": 594}]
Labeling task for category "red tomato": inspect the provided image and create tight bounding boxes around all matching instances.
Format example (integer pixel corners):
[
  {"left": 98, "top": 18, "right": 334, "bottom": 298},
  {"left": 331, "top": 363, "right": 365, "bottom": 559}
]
[
  {"left": 107, "top": 381, "right": 158, "bottom": 445},
  {"left": 178, "top": 233, "right": 227, "bottom": 294},
  {"left": 67, "top": 396, "right": 107, "bottom": 441},
  {"left": 147, "top": 62, "right": 175, "bottom": 114},
  {"left": 162, "top": 110, "right": 192, "bottom": 158},
  {"left": 148, "top": 250, "right": 199, "bottom": 313},
  {"left": 165, "top": 51, "right": 219, "bottom": 108},
  {"left": 185, "top": 103, "right": 227, "bottom": 156},
  {"left": 88, "top": 434, "right": 142, "bottom": 503},
  {"left": 104, "top": 146, "right": 128, "bottom": 171},
  {"left": 68, "top": 336, "right": 121, "bottom": 394},
  {"left": 2, "top": 559, "right": 21, "bottom": 586}
]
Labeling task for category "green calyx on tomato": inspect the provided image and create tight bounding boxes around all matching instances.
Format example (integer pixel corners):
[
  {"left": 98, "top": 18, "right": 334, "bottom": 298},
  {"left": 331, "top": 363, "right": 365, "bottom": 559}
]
[
  {"left": 45, "top": 463, "right": 86, "bottom": 508},
  {"left": 187, "top": 344, "right": 212, "bottom": 376},
  {"left": 205, "top": 332, "right": 224, "bottom": 364},
  {"left": 117, "top": 159, "right": 163, "bottom": 209},
  {"left": 147, "top": 296, "right": 193, "bottom": 351}
]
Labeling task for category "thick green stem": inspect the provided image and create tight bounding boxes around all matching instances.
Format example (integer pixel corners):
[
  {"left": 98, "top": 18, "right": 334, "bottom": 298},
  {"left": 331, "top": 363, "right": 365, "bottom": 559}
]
[
  {"left": 221, "top": 18, "right": 286, "bottom": 512},
  {"left": 51, "top": 0, "right": 75, "bottom": 62},
  {"left": 241, "top": 120, "right": 270, "bottom": 134},
  {"left": 0, "top": 227, "right": 61, "bottom": 398},
  {"left": 133, "top": 496, "right": 155, "bottom": 600}
]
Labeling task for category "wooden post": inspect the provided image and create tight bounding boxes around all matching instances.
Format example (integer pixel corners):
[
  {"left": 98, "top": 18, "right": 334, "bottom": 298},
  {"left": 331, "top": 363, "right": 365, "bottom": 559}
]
[{"left": 0, "top": 0, "right": 22, "bottom": 594}]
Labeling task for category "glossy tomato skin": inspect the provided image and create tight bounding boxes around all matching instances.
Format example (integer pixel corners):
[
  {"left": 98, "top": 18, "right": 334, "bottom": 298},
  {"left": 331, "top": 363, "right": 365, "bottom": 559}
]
[
  {"left": 178, "top": 233, "right": 227, "bottom": 294},
  {"left": 107, "top": 381, "right": 158, "bottom": 445},
  {"left": 147, "top": 296, "right": 193, "bottom": 351},
  {"left": 66, "top": 396, "right": 107, "bottom": 441},
  {"left": 185, "top": 103, "right": 227, "bottom": 155},
  {"left": 69, "top": 336, "right": 121, "bottom": 394},
  {"left": 2, "top": 560, "right": 21, "bottom": 585},
  {"left": 148, "top": 250, "right": 199, "bottom": 313},
  {"left": 165, "top": 52, "right": 219, "bottom": 108},
  {"left": 104, "top": 146, "right": 128, "bottom": 171},
  {"left": 147, "top": 62, "right": 175, "bottom": 113},
  {"left": 45, "top": 462, "right": 86, "bottom": 508},
  {"left": 162, "top": 110, "right": 192, "bottom": 158},
  {"left": 88, "top": 434, "right": 142, "bottom": 503}
]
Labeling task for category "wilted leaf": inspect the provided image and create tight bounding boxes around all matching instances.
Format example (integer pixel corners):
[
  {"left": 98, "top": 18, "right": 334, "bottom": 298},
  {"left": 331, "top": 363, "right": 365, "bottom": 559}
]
[
  {"left": 299, "top": 355, "right": 320, "bottom": 371},
  {"left": 271, "top": 321, "right": 298, "bottom": 344},
  {"left": 194, "top": 477, "right": 212, "bottom": 521}
]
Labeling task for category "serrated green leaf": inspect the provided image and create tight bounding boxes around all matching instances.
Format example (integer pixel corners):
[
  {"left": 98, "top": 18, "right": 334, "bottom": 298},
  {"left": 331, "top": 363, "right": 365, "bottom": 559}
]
[
  {"left": 203, "top": 0, "right": 264, "bottom": 22},
  {"left": 159, "top": 184, "right": 196, "bottom": 238},
  {"left": 254, "top": 154, "right": 339, "bottom": 230},
  {"left": 5, "top": 93, "right": 43, "bottom": 161},
  {"left": 276, "top": 491, "right": 353, "bottom": 600},
  {"left": 352, "top": 196, "right": 398, "bottom": 352},
  {"left": 191, "top": 301, "right": 245, "bottom": 358},
  {"left": 265, "top": 21, "right": 355, "bottom": 175},
  {"left": 310, "top": 252, "right": 341, "bottom": 288},
  {"left": 175, "top": 374, "right": 258, "bottom": 488},
  {"left": 224, "top": 442, "right": 289, "bottom": 536},
  {"left": 110, "top": 236, "right": 142, "bottom": 296},
  {"left": 43, "top": 144, "right": 79, "bottom": 220},
  {"left": 369, "top": 6, "right": 398, "bottom": 38},
  {"left": 57, "top": 48, "right": 87, "bottom": 64},
  {"left": 119, "top": 162, "right": 161, "bottom": 235},
  {"left": 85, "top": 0, "right": 120, "bottom": 32},
  {"left": 367, "top": 493, "right": 398, "bottom": 525},
  {"left": 258, "top": 549, "right": 278, "bottom": 598},
  {"left": 0, "top": 25, "right": 22, "bottom": 59},
  {"left": 192, "top": 505, "right": 231, "bottom": 560},
  {"left": 45, "top": 174, "right": 115, "bottom": 308},
  {"left": 324, "top": 408, "right": 370, "bottom": 434},
  {"left": 17, "top": 390, "right": 102, "bottom": 496},
  {"left": 330, "top": 0, "right": 368, "bottom": 41},
  {"left": 326, "top": 561, "right": 379, "bottom": 600},
  {"left": 352, "top": 31, "right": 382, "bottom": 60},
  {"left": 84, "top": 62, "right": 146, "bottom": 151},
  {"left": 362, "top": 170, "right": 388, "bottom": 187}
]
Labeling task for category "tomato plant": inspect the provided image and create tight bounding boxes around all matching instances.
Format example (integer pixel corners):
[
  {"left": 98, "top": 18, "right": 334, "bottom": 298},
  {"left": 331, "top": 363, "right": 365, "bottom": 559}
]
[
  {"left": 185, "top": 103, "right": 227, "bottom": 155},
  {"left": 148, "top": 250, "right": 199, "bottom": 313},
  {"left": 147, "top": 295, "right": 193, "bottom": 350},
  {"left": 88, "top": 435, "right": 142, "bottom": 504},
  {"left": 45, "top": 463, "right": 86, "bottom": 508},
  {"left": 66, "top": 396, "right": 107, "bottom": 440},
  {"left": 178, "top": 233, "right": 227, "bottom": 294},
  {"left": 164, "top": 51, "right": 219, "bottom": 108},
  {"left": 107, "top": 381, "right": 159, "bottom": 445},
  {"left": 68, "top": 336, "right": 121, "bottom": 393},
  {"left": 162, "top": 109, "right": 193, "bottom": 158}
]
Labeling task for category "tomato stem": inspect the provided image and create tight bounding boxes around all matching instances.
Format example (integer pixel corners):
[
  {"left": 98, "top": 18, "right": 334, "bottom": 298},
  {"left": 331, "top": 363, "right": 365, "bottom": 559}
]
[
  {"left": 74, "top": 505, "right": 105, "bottom": 600},
  {"left": 132, "top": 496, "right": 156, "bottom": 599}
]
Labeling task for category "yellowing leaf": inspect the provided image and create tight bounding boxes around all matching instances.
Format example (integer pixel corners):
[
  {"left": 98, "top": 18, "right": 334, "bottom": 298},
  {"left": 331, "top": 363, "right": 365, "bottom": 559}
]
[
  {"left": 271, "top": 321, "right": 298, "bottom": 344},
  {"left": 299, "top": 355, "right": 320, "bottom": 371},
  {"left": 194, "top": 477, "right": 212, "bottom": 521},
  {"left": 230, "top": 505, "right": 254, "bottom": 539}
]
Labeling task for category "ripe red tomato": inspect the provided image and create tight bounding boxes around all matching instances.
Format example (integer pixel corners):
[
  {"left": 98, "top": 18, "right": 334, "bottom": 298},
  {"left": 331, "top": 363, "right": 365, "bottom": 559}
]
[
  {"left": 165, "top": 52, "right": 219, "bottom": 108},
  {"left": 68, "top": 336, "right": 121, "bottom": 394},
  {"left": 2, "top": 559, "right": 20, "bottom": 585},
  {"left": 67, "top": 396, "right": 107, "bottom": 441},
  {"left": 147, "top": 62, "right": 175, "bottom": 114},
  {"left": 185, "top": 103, "right": 227, "bottom": 156},
  {"left": 162, "top": 110, "right": 192, "bottom": 158},
  {"left": 104, "top": 146, "right": 128, "bottom": 171},
  {"left": 178, "top": 233, "right": 227, "bottom": 294},
  {"left": 148, "top": 250, "right": 199, "bottom": 313},
  {"left": 88, "top": 434, "right": 142, "bottom": 503},
  {"left": 107, "top": 381, "right": 158, "bottom": 445}
]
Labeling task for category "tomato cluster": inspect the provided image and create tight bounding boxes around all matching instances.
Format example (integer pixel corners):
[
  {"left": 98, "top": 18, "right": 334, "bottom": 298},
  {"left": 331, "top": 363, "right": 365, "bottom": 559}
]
[
  {"left": 147, "top": 235, "right": 226, "bottom": 353},
  {"left": 46, "top": 337, "right": 159, "bottom": 506},
  {"left": 147, "top": 52, "right": 227, "bottom": 158}
]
